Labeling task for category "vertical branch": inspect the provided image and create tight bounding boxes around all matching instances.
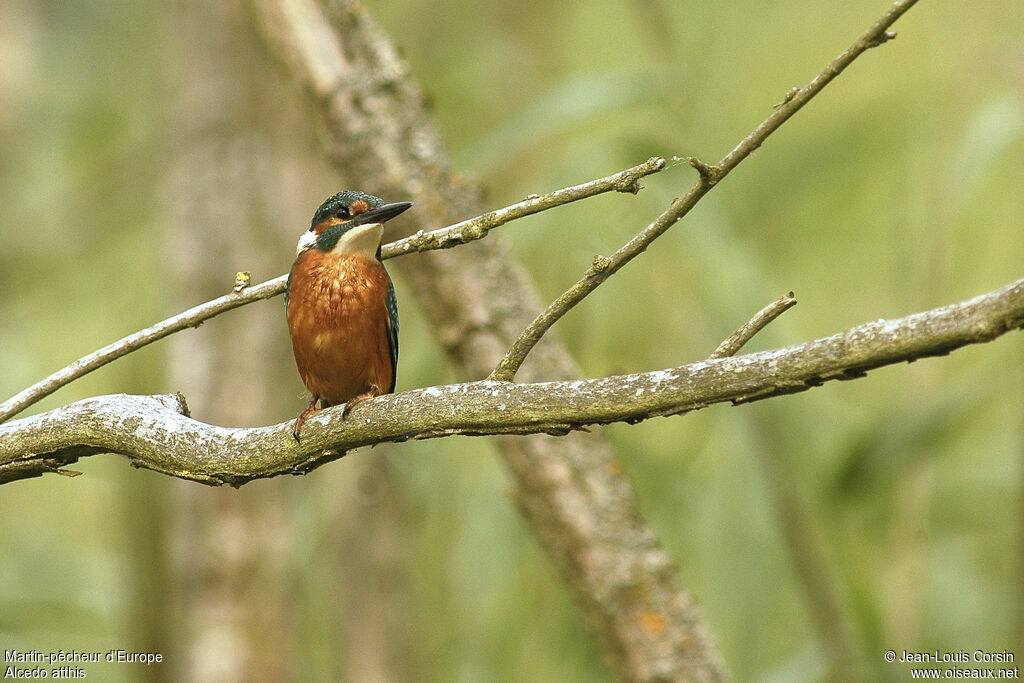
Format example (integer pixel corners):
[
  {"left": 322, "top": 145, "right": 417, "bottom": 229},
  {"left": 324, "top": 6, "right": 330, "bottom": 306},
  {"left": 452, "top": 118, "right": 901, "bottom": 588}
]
[
  {"left": 162, "top": 3, "right": 355, "bottom": 679},
  {"left": 249, "top": 0, "right": 729, "bottom": 679},
  {"left": 753, "top": 414, "right": 864, "bottom": 681},
  {"left": 165, "top": 4, "right": 420, "bottom": 680}
]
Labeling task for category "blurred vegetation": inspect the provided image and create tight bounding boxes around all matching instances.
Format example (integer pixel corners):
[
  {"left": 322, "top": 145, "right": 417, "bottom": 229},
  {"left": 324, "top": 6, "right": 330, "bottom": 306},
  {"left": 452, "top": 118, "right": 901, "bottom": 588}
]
[{"left": 1, "top": 0, "right": 1021, "bottom": 680}]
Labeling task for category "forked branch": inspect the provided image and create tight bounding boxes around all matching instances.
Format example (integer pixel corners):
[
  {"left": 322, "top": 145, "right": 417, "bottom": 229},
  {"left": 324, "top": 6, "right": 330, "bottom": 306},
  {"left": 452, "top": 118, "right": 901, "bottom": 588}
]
[{"left": 489, "top": 0, "right": 920, "bottom": 382}]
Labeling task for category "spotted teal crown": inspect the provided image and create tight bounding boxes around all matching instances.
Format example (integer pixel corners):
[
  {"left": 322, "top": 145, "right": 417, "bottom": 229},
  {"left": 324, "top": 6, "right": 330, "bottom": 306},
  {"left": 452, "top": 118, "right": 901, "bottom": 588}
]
[{"left": 310, "top": 191, "right": 384, "bottom": 231}]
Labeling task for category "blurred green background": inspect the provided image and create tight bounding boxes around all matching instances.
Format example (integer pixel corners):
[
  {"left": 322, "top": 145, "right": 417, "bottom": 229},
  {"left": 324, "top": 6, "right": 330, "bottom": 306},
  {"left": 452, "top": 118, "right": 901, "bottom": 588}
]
[{"left": 1, "top": 1, "right": 1021, "bottom": 680}]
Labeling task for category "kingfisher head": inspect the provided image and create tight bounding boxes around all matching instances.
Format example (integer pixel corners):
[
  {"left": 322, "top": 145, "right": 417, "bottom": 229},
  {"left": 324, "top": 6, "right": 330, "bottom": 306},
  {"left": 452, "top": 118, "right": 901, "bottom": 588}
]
[{"left": 296, "top": 190, "right": 413, "bottom": 259}]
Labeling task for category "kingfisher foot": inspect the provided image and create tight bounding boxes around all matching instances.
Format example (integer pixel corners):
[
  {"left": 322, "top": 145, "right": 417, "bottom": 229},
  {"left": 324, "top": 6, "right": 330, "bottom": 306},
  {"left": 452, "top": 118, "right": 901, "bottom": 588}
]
[
  {"left": 292, "top": 395, "right": 321, "bottom": 443},
  {"left": 341, "top": 385, "right": 382, "bottom": 417}
]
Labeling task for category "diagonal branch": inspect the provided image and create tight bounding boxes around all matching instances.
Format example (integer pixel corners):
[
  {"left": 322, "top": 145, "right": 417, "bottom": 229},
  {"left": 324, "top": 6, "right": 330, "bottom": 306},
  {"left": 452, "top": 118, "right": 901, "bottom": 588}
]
[
  {"left": 4, "top": 275, "right": 1021, "bottom": 486},
  {"left": 489, "top": 0, "right": 920, "bottom": 382},
  {"left": 0, "top": 157, "right": 664, "bottom": 425},
  {"left": 0, "top": 277, "right": 286, "bottom": 425},
  {"left": 383, "top": 156, "right": 665, "bottom": 258}
]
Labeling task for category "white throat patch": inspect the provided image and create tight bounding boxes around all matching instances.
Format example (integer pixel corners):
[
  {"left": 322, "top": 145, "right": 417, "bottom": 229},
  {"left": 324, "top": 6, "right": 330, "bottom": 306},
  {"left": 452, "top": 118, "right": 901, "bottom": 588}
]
[
  {"left": 295, "top": 222, "right": 384, "bottom": 258},
  {"left": 332, "top": 222, "right": 384, "bottom": 258}
]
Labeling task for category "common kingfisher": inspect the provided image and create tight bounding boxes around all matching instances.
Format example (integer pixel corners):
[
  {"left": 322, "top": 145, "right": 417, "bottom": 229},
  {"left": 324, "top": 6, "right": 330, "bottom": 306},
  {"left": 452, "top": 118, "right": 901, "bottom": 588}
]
[{"left": 286, "top": 191, "right": 412, "bottom": 442}]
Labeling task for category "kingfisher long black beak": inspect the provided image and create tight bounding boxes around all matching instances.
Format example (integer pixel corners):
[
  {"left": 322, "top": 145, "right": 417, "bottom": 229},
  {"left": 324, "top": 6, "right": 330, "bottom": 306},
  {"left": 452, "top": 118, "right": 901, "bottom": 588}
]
[{"left": 352, "top": 201, "right": 413, "bottom": 226}]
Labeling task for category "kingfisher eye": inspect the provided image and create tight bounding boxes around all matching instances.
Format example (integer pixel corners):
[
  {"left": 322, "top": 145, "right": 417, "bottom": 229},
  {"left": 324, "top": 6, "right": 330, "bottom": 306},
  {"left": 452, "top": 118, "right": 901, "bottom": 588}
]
[{"left": 335, "top": 207, "right": 351, "bottom": 219}]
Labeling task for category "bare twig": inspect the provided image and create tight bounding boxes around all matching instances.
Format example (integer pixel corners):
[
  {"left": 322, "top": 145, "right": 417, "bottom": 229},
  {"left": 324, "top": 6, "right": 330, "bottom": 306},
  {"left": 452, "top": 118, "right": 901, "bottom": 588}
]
[
  {"left": 489, "top": 0, "right": 921, "bottom": 382},
  {"left": 710, "top": 292, "right": 798, "bottom": 359},
  {"left": 0, "top": 158, "right": 664, "bottom": 425},
  {"left": 0, "top": 276, "right": 287, "bottom": 424},
  {"left": 4, "top": 274, "right": 1021, "bottom": 486},
  {"left": 383, "top": 156, "right": 665, "bottom": 258}
]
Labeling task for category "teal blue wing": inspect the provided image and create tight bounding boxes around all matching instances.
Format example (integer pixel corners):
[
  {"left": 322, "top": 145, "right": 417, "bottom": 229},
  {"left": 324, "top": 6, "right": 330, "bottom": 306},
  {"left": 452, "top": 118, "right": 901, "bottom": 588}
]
[{"left": 384, "top": 275, "right": 399, "bottom": 392}]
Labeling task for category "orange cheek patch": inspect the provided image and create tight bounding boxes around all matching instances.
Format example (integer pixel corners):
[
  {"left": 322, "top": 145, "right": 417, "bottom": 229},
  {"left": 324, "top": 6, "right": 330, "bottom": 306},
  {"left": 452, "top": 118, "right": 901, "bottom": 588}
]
[
  {"left": 313, "top": 217, "right": 344, "bottom": 236},
  {"left": 350, "top": 199, "right": 370, "bottom": 215}
]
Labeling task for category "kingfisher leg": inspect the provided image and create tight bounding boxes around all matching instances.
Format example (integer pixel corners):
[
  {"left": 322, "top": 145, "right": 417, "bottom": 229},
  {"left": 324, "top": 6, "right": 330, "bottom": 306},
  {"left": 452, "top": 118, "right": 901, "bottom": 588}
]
[
  {"left": 341, "top": 384, "right": 383, "bottom": 417},
  {"left": 292, "top": 394, "right": 320, "bottom": 443}
]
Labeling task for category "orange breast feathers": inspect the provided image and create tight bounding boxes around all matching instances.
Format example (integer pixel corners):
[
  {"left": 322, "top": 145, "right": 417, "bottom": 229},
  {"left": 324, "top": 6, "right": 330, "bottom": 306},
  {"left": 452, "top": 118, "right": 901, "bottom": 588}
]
[{"left": 286, "top": 249, "right": 396, "bottom": 407}]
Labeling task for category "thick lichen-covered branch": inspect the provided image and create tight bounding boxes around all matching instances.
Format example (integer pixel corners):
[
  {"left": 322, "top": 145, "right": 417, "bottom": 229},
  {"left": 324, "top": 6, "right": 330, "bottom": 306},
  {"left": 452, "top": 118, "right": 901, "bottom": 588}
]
[{"left": 4, "top": 275, "right": 1020, "bottom": 487}]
